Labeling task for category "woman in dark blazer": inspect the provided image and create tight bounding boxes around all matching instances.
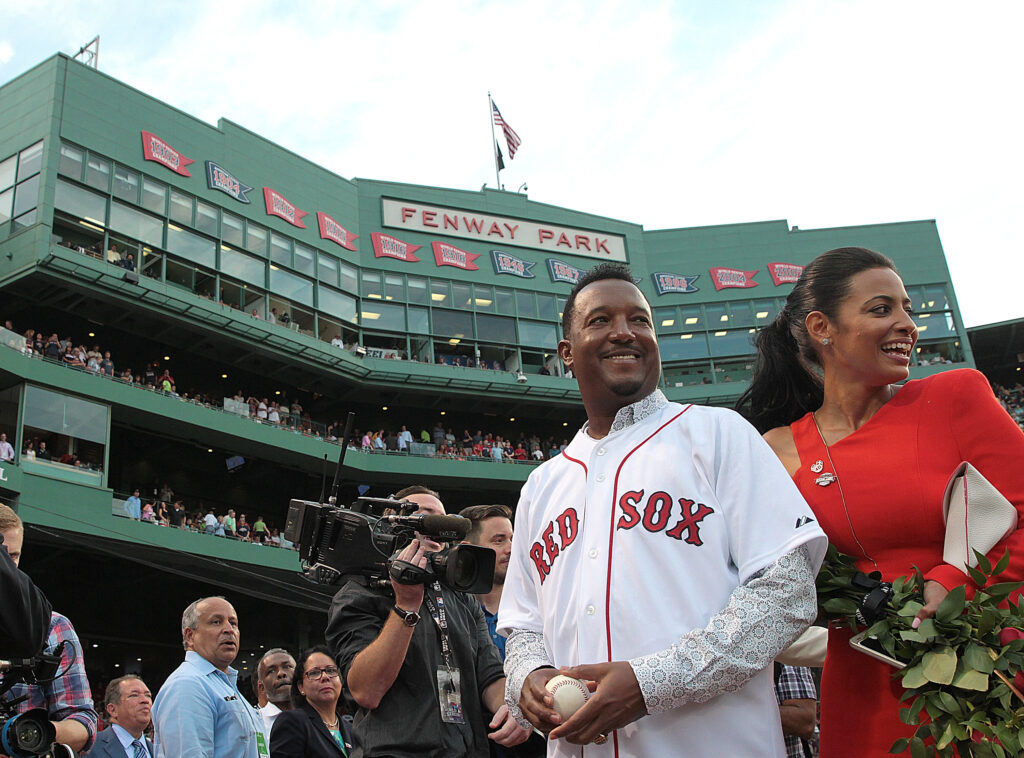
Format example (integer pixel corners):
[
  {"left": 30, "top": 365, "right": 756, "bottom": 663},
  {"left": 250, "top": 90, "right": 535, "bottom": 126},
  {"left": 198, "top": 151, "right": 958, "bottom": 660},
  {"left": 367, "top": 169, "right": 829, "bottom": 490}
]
[{"left": 270, "top": 645, "right": 354, "bottom": 757}]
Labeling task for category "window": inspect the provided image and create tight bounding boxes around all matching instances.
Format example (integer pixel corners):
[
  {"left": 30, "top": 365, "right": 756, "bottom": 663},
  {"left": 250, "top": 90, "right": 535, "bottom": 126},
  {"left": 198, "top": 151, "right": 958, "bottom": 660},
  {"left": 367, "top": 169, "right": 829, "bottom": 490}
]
[
  {"left": 141, "top": 178, "right": 167, "bottom": 215},
  {"left": 167, "top": 224, "right": 216, "bottom": 268},
  {"left": 109, "top": 201, "right": 163, "bottom": 247},
  {"left": 12, "top": 175, "right": 39, "bottom": 218},
  {"left": 430, "top": 279, "right": 449, "bottom": 305},
  {"left": 659, "top": 334, "right": 710, "bottom": 362},
  {"left": 17, "top": 141, "right": 43, "bottom": 180},
  {"left": 360, "top": 300, "right": 405, "bottom": 331},
  {"left": 169, "top": 190, "right": 193, "bottom": 225},
  {"left": 339, "top": 261, "right": 357, "bottom": 294},
  {"left": 708, "top": 328, "right": 755, "bottom": 357},
  {"left": 85, "top": 155, "right": 111, "bottom": 191},
  {"left": 655, "top": 307, "right": 677, "bottom": 332},
  {"left": 246, "top": 223, "right": 268, "bottom": 256},
  {"left": 113, "top": 166, "right": 140, "bottom": 203},
  {"left": 518, "top": 320, "right": 557, "bottom": 348},
  {"left": 752, "top": 300, "right": 779, "bottom": 325},
  {"left": 407, "top": 306, "right": 429, "bottom": 334},
  {"left": 270, "top": 267, "right": 313, "bottom": 306},
  {"left": 495, "top": 287, "right": 514, "bottom": 315},
  {"left": 140, "top": 248, "right": 163, "bottom": 280},
  {"left": 23, "top": 385, "right": 107, "bottom": 473},
  {"left": 914, "top": 311, "right": 957, "bottom": 339},
  {"left": 432, "top": 309, "right": 473, "bottom": 339},
  {"left": 919, "top": 285, "right": 950, "bottom": 312},
  {"left": 220, "top": 248, "right": 265, "bottom": 286},
  {"left": 407, "top": 276, "right": 427, "bottom": 304},
  {"left": 195, "top": 201, "right": 219, "bottom": 236},
  {"left": 270, "top": 233, "right": 292, "bottom": 267},
  {"left": 679, "top": 305, "right": 704, "bottom": 329},
  {"left": 477, "top": 314, "right": 516, "bottom": 343},
  {"left": 54, "top": 180, "right": 106, "bottom": 225},
  {"left": 537, "top": 293, "right": 557, "bottom": 321},
  {"left": 384, "top": 273, "right": 404, "bottom": 301},
  {"left": 317, "top": 253, "right": 338, "bottom": 285},
  {"left": 294, "top": 244, "right": 315, "bottom": 276},
  {"left": 362, "top": 270, "right": 382, "bottom": 299},
  {"left": 516, "top": 291, "right": 537, "bottom": 318},
  {"left": 729, "top": 301, "right": 754, "bottom": 327},
  {"left": 473, "top": 285, "right": 494, "bottom": 312},
  {"left": 0, "top": 189, "right": 11, "bottom": 226},
  {"left": 0, "top": 156, "right": 15, "bottom": 192},
  {"left": 452, "top": 282, "right": 472, "bottom": 309},
  {"left": 222, "top": 211, "right": 244, "bottom": 247},
  {"left": 318, "top": 286, "right": 357, "bottom": 323},
  {"left": 59, "top": 144, "right": 84, "bottom": 180},
  {"left": 705, "top": 303, "right": 729, "bottom": 326}
]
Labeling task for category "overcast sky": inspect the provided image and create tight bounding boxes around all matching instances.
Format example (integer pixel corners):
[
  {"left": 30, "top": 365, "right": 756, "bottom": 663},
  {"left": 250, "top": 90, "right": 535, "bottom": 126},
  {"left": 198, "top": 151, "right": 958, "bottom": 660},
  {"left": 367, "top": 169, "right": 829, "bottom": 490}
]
[{"left": 2, "top": 0, "right": 1021, "bottom": 327}]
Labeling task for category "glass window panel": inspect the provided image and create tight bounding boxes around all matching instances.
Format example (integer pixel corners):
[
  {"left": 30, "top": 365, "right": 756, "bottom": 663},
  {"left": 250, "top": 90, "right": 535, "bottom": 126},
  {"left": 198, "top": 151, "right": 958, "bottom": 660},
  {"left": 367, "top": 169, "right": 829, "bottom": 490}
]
[
  {"left": 220, "top": 247, "right": 265, "bottom": 286},
  {"left": 752, "top": 299, "right": 779, "bottom": 325},
  {"left": 476, "top": 314, "right": 516, "bottom": 343},
  {"left": 0, "top": 188, "right": 11, "bottom": 225},
  {"left": 432, "top": 309, "right": 473, "bottom": 339},
  {"left": 318, "top": 285, "right": 357, "bottom": 323},
  {"left": 679, "top": 304, "right": 704, "bottom": 329},
  {"left": 54, "top": 180, "right": 106, "bottom": 224},
  {"left": 496, "top": 287, "right": 514, "bottom": 315},
  {"left": 518, "top": 320, "right": 557, "bottom": 348},
  {"left": 218, "top": 276, "right": 245, "bottom": 310},
  {"left": 58, "top": 144, "right": 84, "bottom": 180},
  {"left": 729, "top": 301, "right": 754, "bottom": 327},
  {"left": 408, "top": 306, "right": 429, "bottom": 334},
  {"left": 317, "top": 252, "right": 338, "bottom": 285},
  {"left": 140, "top": 248, "right": 163, "bottom": 280},
  {"left": 914, "top": 311, "right": 957, "bottom": 339},
  {"left": 169, "top": 190, "right": 192, "bottom": 225},
  {"left": 516, "top": 290, "right": 537, "bottom": 318},
  {"left": 659, "top": 334, "right": 710, "bottom": 361},
  {"left": 360, "top": 300, "right": 405, "bottom": 331},
  {"left": 270, "top": 267, "right": 313, "bottom": 305},
  {"left": 920, "top": 284, "right": 950, "bottom": 312},
  {"left": 452, "top": 282, "right": 472, "bottom": 309},
  {"left": 12, "top": 176, "right": 39, "bottom": 218},
  {"left": 141, "top": 178, "right": 166, "bottom": 215},
  {"left": 195, "top": 201, "right": 219, "bottom": 236},
  {"left": 85, "top": 155, "right": 110, "bottom": 191},
  {"left": 339, "top": 261, "right": 357, "bottom": 294},
  {"left": 430, "top": 279, "right": 449, "bottom": 305},
  {"left": 222, "top": 211, "right": 244, "bottom": 247},
  {"left": 384, "top": 273, "right": 404, "bottom": 301},
  {"left": 246, "top": 223, "right": 268, "bottom": 256},
  {"left": 270, "top": 233, "right": 292, "bottom": 266},
  {"left": 18, "top": 141, "right": 43, "bottom": 180},
  {"left": 0, "top": 156, "right": 16, "bottom": 191},
  {"left": 294, "top": 243, "right": 315, "bottom": 276},
  {"left": 112, "top": 166, "right": 139, "bottom": 203},
  {"left": 655, "top": 307, "right": 677, "bottom": 331},
  {"left": 708, "top": 328, "right": 756, "bottom": 357},
  {"left": 109, "top": 201, "right": 163, "bottom": 246},
  {"left": 473, "top": 285, "right": 494, "bottom": 312},
  {"left": 12, "top": 209, "right": 36, "bottom": 232},
  {"left": 167, "top": 224, "right": 216, "bottom": 268},
  {"left": 407, "top": 276, "right": 427, "bottom": 304},
  {"left": 24, "top": 385, "right": 108, "bottom": 443},
  {"left": 705, "top": 303, "right": 729, "bottom": 326},
  {"left": 537, "top": 293, "right": 556, "bottom": 321},
  {"left": 362, "top": 270, "right": 382, "bottom": 299},
  {"left": 556, "top": 296, "right": 567, "bottom": 322},
  {"left": 165, "top": 257, "right": 194, "bottom": 291}
]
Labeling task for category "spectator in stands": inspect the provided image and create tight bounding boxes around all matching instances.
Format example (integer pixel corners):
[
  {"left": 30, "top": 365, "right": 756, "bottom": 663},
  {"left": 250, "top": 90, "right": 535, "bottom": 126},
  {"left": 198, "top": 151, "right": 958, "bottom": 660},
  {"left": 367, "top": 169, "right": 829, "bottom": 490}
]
[
  {"left": 373, "top": 430, "right": 385, "bottom": 451},
  {"left": 86, "top": 352, "right": 101, "bottom": 372},
  {"left": 124, "top": 489, "right": 142, "bottom": 520},
  {"left": 397, "top": 425, "right": 412, "bottom": 452},
  {"left": 257, "top": 399, "right": 269, "bottom": 421},
  {"left": 236, "top": 514, "right": 251, "bottom": 541},
  {"left": 204, "top": 508, "right": 218, "bottom": 535},
  {"left": 141, "top": 503, "right": 155, "bottom": 523},
  {"left": 120, "top": 367, "right": 134, "bottom": 384},
  {"left": 432, "top": 422, "right": 445, "bottom": 448},
  {"left": 225, "top": 509, "right": 237, "bottom": 538},
  {"left": 513, "top": 443, "right": 527, "bottom": 461},
  {"left": 419, "top": 428, "right": 431, "bottom": 443},
  {"left": 0, "top": 432, "right": 14, "bottom": 462},
  {"left": 122, "top": 253, "right": 135, "bottom": 272},
  {"left": 268, "top": 402, "right": 281, "bottom": 424},
  {"left": 37, "top": 441, "right": 51, "bottom": 460},
  {"left": 155, "top": 500, "right": 169, "bottom": 525},
  {"left": 253, "top": 515, "right": 268, "bottom": 544},
  {"left": 106, "top": 244, "right": 122, "bottom": 264},
  {"left": 331, "top": 333, "right": 344, "bottom": 347},
  {"left": 169, "top": 500, "right": 185, "bottom": 529},
  {"left": 361, "top": 431, "right": 372, "bottom": 450},
  {"left": 99, "top": 351, "right": 114, "bottom": 376}
]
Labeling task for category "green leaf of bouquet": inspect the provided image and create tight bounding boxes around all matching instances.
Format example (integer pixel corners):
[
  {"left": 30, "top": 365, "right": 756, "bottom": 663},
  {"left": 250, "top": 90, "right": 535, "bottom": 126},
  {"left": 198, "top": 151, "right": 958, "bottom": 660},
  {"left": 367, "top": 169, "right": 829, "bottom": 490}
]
[
  {"left": 915, "top": 618, "right": 938, "bottom": 640},
  {"left": 964, "top": 644, "right": 995, "bottom": 674},
  {"left": 901, "top": 663, "right": 929, "bottom": 689},
  {"left": 978, "top": 607, "right": 1000, "bottom": 637},
  {"left": 968, "top": 564, "right": 989, "bottom": 587},
  {"left": 985, "top": 581, "right": 1024, "bottom": 600},
  {"left": 936, "top": 722, "right": 956, "bottom": 750},
  {"left": 889, "top": 737, "right": 910, "bottom": 754},
  {"left": 935, "top": 586, "right": 967, "bottom": 622},
  {"left": 951, "top": 666, "right": 989, "bottom": 691},
  {"left": 900, "top": 629, "right": 928, "bottom": 643},
  {"left": 898, "top": 601, "right": 925, "bottom": 618},
  {"left": 909, "top": 736, "right": 928, "bottom": 758},
  {"left": 993, "top": 549, "right": 1011, "bottom": 577},
  {"left": 922, "top": 648, "right": 957, "bottom": 685},
  {"left": 936, "top": 690, "right": 963, "bottom": 717},
  {"left": 822, "top": 597, "right": 859, "bottom": 615},
  {"left": 977, "top": 551, "right": 993, "bottom": 575}
]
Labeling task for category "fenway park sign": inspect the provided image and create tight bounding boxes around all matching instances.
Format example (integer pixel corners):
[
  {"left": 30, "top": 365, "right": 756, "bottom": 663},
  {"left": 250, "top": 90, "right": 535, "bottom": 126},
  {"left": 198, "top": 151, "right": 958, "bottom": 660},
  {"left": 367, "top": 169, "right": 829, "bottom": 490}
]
[{"left": 382, "top": 199, "right": 626, "bottom": 262}]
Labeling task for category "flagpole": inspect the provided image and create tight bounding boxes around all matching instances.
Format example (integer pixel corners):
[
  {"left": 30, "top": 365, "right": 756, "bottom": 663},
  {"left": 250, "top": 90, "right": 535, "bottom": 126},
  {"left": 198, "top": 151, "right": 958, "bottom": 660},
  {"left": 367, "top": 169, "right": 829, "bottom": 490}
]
[{"left": 488, "top": 92, "right": 501, "bottom": 189}]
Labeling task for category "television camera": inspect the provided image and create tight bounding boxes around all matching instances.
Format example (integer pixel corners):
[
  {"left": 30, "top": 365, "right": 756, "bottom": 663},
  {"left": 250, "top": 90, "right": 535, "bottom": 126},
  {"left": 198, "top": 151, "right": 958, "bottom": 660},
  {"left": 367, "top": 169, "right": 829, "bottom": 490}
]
[{"left": 0, "top": 644, "right": 74, "bottom": 758}]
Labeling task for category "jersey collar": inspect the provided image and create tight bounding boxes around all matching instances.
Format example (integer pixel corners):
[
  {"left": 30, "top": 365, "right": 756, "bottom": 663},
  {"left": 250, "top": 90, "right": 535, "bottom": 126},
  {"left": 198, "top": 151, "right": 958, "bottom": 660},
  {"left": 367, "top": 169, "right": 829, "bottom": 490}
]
[{"left": 582, "top": 389, "right": 669, "bottom": 438}]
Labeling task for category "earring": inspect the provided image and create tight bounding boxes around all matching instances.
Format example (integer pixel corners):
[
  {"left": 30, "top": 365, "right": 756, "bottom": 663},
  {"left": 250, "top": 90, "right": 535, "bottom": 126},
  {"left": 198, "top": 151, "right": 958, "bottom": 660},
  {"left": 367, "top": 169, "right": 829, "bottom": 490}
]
[{"left": 822, "top": 338, "right": 831, "bottom": 346}]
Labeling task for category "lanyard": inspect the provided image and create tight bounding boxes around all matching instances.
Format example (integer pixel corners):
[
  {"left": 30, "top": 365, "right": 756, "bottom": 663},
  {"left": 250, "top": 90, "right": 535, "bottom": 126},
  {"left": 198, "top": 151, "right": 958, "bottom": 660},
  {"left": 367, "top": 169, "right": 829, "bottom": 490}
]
[{"left": 421, "top": 581, "right": 455, "bottom": 669}]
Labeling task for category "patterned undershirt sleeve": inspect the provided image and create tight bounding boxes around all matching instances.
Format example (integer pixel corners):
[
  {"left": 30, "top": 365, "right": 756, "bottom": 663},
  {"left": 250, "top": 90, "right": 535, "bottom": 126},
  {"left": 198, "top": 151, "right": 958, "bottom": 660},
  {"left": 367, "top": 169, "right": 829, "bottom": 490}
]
[
  {"left": 629, "top": 545, "right": 817, "bottom": 715},
  {"left": 504, "top": 628, "right": 554, "bottom": 729}
]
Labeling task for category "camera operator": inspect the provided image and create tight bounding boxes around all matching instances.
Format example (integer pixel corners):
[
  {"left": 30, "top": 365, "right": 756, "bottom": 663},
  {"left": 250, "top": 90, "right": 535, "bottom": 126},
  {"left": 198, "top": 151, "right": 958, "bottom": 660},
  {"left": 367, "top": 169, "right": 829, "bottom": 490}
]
[
  {"left": 326, "top": 486, "right": 531, "bottom": 758},
  {"left": 0, "top": 515, "right": 50, "bottom": 659},
  {"left": 0, "top": 505, "right": 97, "bottom": 754}
]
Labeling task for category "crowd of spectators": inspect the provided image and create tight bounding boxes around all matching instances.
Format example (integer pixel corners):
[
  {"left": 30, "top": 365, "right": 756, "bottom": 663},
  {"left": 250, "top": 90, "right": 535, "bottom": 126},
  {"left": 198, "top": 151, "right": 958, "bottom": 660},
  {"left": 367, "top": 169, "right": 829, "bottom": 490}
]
[
  {"left": 345, "top": 423, "right": 570, "bottom": 463},
  {"left": 994, "top": 380, "right": 1024, "bottom": 431}
]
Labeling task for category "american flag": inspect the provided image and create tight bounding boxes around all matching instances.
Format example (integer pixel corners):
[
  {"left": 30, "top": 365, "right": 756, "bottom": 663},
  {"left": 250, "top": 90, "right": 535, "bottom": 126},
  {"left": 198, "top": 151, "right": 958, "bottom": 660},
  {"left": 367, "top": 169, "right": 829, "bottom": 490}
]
[{"left": 492, "top": 100, "right": 522, "bottom": 159}]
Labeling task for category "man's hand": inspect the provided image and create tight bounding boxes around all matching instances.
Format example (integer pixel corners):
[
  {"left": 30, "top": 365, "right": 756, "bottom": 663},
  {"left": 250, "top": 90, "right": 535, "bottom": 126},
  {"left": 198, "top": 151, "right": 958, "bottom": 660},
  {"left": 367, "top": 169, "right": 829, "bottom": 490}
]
[
  {"left": 518, "top": 667, "right": 562, "bottom": 734},
  {"left": 390, "top": 539, "right": 429, "bottom": 611},
  {"left": 488, "top": 703, "right": 532, "bottom": 747},
  {"left": 547, "top": 661, "right": 647, "bottom": 745}
]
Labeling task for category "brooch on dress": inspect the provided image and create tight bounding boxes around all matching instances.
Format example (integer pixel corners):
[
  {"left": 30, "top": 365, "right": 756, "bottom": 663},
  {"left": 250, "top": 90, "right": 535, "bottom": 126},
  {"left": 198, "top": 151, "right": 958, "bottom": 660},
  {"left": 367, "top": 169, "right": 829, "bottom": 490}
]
[
  {"left": 815, "top": 472, "right": 837, "bottom": 487},
  {"left": 810, "top": 460, "right": 824, "bottom": 473}
]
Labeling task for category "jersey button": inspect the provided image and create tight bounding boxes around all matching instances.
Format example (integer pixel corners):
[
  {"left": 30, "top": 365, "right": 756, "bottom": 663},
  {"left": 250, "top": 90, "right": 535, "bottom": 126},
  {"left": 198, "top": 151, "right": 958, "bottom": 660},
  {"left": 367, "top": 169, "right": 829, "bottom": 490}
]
[
  {"left": 597, "top": 448, "right": 606, "bottom": 456},
  {"left": 586, "top": 605, "right": 595, "bottom": 615},
  {"left": 588, "top": 549, "right": 598, "bottom": 559},
  {"left": 596, "top": 473, "right": 606, "bottom": 482}
]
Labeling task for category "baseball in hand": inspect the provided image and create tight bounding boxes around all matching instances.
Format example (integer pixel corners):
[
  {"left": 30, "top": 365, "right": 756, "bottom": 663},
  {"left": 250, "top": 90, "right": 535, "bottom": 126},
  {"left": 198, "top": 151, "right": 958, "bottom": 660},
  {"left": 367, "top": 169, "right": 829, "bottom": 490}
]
[{"left": 545, "top": 675, "right": 590, "bottom": 719}]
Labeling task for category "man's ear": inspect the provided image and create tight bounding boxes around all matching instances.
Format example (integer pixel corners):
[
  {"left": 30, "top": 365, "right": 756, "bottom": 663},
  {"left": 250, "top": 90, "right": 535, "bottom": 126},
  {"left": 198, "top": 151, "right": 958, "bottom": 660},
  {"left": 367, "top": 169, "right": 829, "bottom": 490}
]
[{"left": 557, "top": 338, "right": 573, "bottom": 370}]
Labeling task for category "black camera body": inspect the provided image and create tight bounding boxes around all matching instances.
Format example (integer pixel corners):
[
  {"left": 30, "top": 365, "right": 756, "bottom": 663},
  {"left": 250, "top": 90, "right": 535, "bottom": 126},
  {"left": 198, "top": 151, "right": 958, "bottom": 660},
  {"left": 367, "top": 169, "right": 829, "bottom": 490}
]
[
  {"left": 284, "top": 496, "right": 495, "bottom": 594},
  {"left": 0, "top": 648, "right": 74, "bottom": 758}
]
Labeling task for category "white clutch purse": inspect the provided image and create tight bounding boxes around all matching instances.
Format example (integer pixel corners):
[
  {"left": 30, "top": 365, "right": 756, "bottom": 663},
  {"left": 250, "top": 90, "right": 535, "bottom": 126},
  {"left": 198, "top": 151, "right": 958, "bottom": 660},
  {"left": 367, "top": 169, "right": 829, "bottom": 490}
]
[{"left": 942, "top": 462, "right": 1018, "bottom": 573}]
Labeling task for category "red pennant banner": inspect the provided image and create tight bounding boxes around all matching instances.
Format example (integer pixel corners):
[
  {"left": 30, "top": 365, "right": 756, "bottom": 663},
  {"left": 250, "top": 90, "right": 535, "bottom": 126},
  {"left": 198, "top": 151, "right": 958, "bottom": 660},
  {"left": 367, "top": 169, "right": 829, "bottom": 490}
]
[
  {"left": 141, "top": 131, "right": 194, "bottom": 176},
  {"left": 317, "top": 212, "right": 359, "bottom": 251},
  {"left": 371, "top": 233, "right": 421, "bottom": 262},
  {"left": 263, "top": 187, "right": 308, "bottom": 229},
  {"left": 709, "top": 267, "right": 759, "bottom": 291},
  {"left": 432, "top": 241, "right": 480, "bottom": 271},
  {"left": 767, "top": 262, "right": 805, "bottom": 286}
]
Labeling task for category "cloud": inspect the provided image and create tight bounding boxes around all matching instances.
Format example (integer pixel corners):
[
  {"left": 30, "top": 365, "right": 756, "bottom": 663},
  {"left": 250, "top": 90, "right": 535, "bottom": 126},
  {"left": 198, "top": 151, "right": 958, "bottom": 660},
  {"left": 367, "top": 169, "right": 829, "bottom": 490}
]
[{"left": 0, "top": 41, "right": 12, "bottom": 65}]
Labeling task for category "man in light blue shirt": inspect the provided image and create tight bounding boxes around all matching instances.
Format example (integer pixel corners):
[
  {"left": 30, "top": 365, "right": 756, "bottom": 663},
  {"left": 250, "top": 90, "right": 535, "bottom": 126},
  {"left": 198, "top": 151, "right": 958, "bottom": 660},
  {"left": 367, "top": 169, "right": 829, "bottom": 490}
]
[
  {"left": 152, "top": 597, "right": 267, "bottom": 758},
  {"left": 124, "top": 489, "right": 142, "bottom": 520}
]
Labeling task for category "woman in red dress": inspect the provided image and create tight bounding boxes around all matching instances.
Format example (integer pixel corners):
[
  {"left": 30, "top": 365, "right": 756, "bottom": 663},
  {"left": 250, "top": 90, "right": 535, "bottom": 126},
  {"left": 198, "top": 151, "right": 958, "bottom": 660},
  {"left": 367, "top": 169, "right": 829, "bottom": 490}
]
[{"left": 738, "top": 247, "right": 1024, "bottom": 757}]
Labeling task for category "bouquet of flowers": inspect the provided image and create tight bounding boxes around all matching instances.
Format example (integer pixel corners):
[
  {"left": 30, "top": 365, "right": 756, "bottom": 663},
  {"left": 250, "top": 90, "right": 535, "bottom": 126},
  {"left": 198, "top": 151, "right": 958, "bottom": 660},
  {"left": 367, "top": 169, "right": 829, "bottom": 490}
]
[{"left": 816, "top": 545, "right": 1024, "bottom": 757}]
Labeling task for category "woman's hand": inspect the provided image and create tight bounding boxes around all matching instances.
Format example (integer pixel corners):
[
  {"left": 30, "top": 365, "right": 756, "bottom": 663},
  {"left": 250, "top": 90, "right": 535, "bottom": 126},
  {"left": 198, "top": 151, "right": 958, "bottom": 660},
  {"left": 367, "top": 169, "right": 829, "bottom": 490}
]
[{"left": 912, "top": 580, "right": 949, "bottom": 629}]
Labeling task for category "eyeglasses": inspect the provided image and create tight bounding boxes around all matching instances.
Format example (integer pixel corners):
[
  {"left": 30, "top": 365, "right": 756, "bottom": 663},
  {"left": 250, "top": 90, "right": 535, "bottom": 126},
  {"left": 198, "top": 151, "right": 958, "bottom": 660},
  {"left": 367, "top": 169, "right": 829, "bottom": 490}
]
[{"left": 304, "top": 666, "right": 340, "bottom": 680}]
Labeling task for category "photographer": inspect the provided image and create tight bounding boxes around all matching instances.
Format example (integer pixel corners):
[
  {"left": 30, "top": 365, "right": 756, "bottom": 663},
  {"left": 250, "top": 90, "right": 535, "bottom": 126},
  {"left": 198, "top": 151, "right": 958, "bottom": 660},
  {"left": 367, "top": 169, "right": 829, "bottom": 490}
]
[
  {"left": 0, "top": 505, "right": 97, "bottom": 753},
  {"left": 0, "top": 520, "right": 50, "bottom": 659},
  {"left": 326, "top": 486, "right": 530, "bottom": 758}
]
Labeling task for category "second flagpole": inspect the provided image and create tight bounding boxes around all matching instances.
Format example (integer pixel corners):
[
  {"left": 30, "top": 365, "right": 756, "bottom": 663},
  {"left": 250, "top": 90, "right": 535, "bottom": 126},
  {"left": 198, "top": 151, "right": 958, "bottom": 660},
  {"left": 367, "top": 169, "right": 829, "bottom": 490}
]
[{"left": 488, "top": 92, "right": 501, "bottom": 189}]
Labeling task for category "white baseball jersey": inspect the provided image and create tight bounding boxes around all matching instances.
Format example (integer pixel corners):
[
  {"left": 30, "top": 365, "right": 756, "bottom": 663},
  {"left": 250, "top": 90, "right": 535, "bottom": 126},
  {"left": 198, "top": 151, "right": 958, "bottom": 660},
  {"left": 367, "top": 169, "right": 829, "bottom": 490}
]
[{"left": 499, "top": 399, "right": 826, "bottom": 758}]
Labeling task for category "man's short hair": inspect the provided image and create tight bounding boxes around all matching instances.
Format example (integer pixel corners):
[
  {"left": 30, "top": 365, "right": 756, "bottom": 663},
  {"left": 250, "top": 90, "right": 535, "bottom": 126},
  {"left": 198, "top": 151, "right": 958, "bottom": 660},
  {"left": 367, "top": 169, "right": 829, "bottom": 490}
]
[
  {"left": 394, "top": 485, "right": 440, "bottom": 501},
  {"left": 181, "top": 596, "right": 226, "bottom": 650},
  {"left": 0, "top": 503, "right": 22, "bottom": 533},
  {"left": 104, "top": 674, "right": 142, "bottom": 710},
  {"left": 458, "top": 505, "right": 513, "bottom": 543},
  {"left": 561, "top": 263, "right": 639, "bottom": 336}
]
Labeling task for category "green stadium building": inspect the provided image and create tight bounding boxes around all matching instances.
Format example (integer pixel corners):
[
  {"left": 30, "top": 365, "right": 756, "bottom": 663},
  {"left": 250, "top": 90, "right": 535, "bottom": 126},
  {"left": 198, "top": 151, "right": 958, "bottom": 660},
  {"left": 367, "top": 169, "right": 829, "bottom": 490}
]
[{"left": 0, "top": 54, "right": 973, "bottom": 694}]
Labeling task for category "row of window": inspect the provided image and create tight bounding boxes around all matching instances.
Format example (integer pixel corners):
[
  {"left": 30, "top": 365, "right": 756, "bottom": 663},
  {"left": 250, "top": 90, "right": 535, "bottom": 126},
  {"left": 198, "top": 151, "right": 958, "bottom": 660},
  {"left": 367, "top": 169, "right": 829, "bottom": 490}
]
[{"left": 0, "top": 140, "right": 43, "bottom": 234}]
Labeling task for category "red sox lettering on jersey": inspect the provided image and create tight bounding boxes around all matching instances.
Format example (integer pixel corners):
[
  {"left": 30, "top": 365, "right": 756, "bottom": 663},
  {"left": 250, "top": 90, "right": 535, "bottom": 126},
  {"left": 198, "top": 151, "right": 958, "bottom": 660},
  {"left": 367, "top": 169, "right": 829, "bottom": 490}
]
[{"left": 530, "top": 490, "right": 714, "bottom": 582}]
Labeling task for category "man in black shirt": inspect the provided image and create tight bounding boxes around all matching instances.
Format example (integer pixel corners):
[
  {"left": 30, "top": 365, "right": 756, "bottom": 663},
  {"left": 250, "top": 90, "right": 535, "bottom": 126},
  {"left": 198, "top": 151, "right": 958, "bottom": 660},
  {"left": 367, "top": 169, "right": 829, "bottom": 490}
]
[
  {"left": 0, "top": 528, "right": 51, "bottom": 657},
  {"left": 327, "top": 486, "right": 530, "bottom": 758}
]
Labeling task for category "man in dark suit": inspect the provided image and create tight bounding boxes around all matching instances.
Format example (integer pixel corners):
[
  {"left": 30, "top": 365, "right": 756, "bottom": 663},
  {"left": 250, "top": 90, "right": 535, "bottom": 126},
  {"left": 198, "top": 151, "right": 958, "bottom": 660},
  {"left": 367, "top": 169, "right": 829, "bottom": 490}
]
[{"left": 86, "top": 676, "right": 154, "bottom": 758}]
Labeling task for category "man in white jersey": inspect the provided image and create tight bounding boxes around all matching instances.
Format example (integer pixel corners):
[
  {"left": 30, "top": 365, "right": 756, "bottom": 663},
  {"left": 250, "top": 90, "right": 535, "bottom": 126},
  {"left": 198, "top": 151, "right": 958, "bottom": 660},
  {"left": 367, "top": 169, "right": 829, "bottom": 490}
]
[{"left": 498, "top": 264, "right": 827, "bottom": 758}]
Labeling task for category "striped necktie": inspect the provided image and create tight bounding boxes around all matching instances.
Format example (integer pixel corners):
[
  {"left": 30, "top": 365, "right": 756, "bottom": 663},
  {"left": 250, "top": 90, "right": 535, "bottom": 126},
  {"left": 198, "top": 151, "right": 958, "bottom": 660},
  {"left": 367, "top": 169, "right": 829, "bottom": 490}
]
[{"left": 131, "top": 739, "right": 146, "bottom": 758}]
